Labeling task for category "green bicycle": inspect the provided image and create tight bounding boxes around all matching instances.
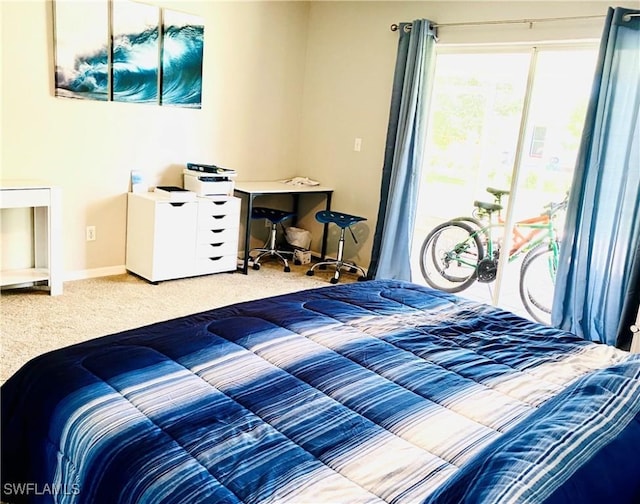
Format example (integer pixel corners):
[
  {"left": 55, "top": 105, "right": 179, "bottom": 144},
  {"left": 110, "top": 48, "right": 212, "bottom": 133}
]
[{"left": 419, "top": 188, "right": 567, "bottom": 324}]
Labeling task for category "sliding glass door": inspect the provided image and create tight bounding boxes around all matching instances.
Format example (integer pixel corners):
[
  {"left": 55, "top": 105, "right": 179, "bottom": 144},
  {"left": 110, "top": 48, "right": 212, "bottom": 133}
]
[{"left": 412, "top": 45, "right": 598, "bottom": 322}]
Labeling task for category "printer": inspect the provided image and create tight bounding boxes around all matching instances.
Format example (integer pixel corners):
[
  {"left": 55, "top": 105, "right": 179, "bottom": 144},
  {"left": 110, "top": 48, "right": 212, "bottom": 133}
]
[{"left": 183, "top": 163, "right": 237, "bottom": 196}]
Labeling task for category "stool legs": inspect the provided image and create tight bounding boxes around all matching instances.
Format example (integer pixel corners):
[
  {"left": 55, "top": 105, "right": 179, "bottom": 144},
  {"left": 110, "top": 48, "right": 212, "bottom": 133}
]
[
  {"left": 249, "top": 222, "right": 293, "bottom": 272},
  {"left": 307, "top": 228, "right": 367, "bottom": 284}
]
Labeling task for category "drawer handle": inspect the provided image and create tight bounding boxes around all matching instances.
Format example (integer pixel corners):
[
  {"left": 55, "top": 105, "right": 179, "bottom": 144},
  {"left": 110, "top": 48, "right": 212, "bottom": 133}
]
[
  {"left": 210, "top": 229, "right": 224, "bottom": 234},
  {"left": 208, "top": 256, "right": 223, "bottom": 261},
  {"left": 213, "top": 201, "right": 226, "bottom": 206},
  {"left": 210, "top": 243, "right": 224, "bottom": 247},
  {"left": 170, "top": 202, "right": 186, "bottom": 207},
  {"left": 212, "top": 215, "right": 226, "bottom": 219}
]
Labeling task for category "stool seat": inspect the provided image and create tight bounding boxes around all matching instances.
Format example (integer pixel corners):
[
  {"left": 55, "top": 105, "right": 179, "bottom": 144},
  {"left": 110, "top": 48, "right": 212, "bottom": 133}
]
[
  {"left": 249, "top": 207, "right": 295, "bottom": 272},
  {"left": 251, "top": 207, "right": 296, "bottom": 224},
  {"left": 306, "top": 209, "right": 367, "bottom": 284},
  {"left": 315, "top": 210, "right": 366, "bottom": 228}
]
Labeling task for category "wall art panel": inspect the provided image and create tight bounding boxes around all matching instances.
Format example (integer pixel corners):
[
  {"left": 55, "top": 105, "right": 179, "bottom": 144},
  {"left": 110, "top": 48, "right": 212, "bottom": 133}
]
[
  {"left": 161, "top": 9, "right": 204, "bottom": 108},
  {"left": 54, "top": 0, "right": 109, "bottom": 101},
  {"left": 111, "top": 1, "right": 160, "bottom": 103}
]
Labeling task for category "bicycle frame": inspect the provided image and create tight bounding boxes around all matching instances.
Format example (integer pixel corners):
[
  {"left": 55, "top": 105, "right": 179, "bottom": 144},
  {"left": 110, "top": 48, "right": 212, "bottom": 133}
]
[{"left": 475, "top": 210, "right": 557, "bottom": 264}]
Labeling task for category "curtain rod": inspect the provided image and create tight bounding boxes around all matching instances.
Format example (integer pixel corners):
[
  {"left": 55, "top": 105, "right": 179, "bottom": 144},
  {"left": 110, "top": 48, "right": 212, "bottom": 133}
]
[{"left": 390, "top": 14, "right": 608, "bottom": 32}]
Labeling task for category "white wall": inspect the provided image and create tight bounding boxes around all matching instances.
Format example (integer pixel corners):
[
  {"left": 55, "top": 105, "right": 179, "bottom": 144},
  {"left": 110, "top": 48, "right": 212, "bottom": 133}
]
[
  {"left": 2, "top": 1, "right": 636, "bottom": 279},
  {"left": 1, "top": 0, "right": 310, "bottom": 278}
]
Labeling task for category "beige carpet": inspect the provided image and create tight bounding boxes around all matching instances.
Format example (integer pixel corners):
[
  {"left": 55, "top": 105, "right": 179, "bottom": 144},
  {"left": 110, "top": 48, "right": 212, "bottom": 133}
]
[{"left": 0, "top": 262, "right": 356, "bottom": 384}]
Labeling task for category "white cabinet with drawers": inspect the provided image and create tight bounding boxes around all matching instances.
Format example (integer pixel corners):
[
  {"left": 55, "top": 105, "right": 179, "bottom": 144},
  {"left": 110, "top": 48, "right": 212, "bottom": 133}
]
[{"left": 126, "top": 192, "right": 239, "bottom": 282}]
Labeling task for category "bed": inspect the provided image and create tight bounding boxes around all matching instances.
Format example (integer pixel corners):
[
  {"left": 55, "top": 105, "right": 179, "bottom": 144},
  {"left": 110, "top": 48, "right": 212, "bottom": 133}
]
[{"left": 2, "top": 279, "right": 639, "bottom": 504}]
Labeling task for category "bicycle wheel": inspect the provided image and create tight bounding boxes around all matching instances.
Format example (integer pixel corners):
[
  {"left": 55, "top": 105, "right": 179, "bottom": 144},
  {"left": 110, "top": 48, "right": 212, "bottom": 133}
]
[
  {"left": 451, "top": 216, "right": 484, "bottom": 230},
  {"left": 450, "top": 216, "right": 490, "bottom": 250},
  {"left": 429, "top": 219, "right": 488, "bottom": 284},
  {"left": 519, "top": 242, "right": 559, "bottom": 325},
  {"left": 420, "top": 221, "right": 484, "bottom": 293}
]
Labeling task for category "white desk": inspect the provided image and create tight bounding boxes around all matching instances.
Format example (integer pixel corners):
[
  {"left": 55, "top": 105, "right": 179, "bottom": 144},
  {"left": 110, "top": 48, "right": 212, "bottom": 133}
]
[
  {"left": 0, "top": 181, "right": 63, "bottom": 295},
  {"left": 234, "top": 181, "right": 334, "bottom": 274}
]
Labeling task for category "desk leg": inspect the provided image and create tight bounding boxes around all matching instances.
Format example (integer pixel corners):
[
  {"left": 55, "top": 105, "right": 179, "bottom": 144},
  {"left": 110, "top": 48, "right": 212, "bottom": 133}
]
[
  {"left": 240, "top": 195, "right": 254, "bottom": 274},
  {"left": 291, "top": 194, "right": 300, "bottom": 226},
  {"left": 320, "top": 191, "right": 332, "bottom": 260},
  {"left": 48, "top": 188, "right": 63, "bottom": 295}
]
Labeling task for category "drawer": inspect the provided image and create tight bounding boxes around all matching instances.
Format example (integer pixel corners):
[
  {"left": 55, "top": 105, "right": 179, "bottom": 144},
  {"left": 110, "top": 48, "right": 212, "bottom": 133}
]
[
  {"left": 196, "top": 241, "right": 237, "bottom": 258},
  {"left": 197, "top": 227, "right": 238, "bottom": 245},
  {"left": 198, "top": 212, "right": 239, "bottom": 230},
  {"left": 195, "top": 254, "right": 237, "bottom": 274},
  {"left": 198, "top": 197, "right": 240, "bottom": 217}
]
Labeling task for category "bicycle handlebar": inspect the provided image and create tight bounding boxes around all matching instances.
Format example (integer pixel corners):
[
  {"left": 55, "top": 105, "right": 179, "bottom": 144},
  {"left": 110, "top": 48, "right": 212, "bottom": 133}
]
[{"left": 543, "top": 197, "right": 568, "bottom": 216}]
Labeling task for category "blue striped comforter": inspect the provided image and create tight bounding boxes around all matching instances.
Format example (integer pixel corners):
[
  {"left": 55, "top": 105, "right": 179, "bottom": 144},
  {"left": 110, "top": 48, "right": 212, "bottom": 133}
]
[{"left": 2, "top": 280, "right": 639, "bottom": 503}]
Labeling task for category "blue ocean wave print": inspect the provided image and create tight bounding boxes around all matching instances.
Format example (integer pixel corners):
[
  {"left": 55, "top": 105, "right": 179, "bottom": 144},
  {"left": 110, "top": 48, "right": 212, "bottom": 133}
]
[
  {"left": 112, "top": 27, "right": 160, "bottom": 103},
  {"left": 55, "top": 24, "right": 203, "bottom": 108},
  {"left": 55, "top": 46, "right": 110, "bottom": 101},
  {"left": 162, "top": 25, "right": 204, "bottom": 107}
]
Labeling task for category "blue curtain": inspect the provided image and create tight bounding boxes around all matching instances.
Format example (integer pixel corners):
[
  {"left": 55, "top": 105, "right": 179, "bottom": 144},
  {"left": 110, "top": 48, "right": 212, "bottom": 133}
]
[
  {"left": 368, "top": 20, "right": 436, "bottom": 280},
  {"left": 552, "top": 7, "right": 640, "bottom": 348}
]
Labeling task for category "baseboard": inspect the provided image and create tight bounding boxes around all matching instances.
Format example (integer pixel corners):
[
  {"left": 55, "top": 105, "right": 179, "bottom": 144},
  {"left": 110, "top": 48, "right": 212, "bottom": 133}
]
[{"left": 64, "top": 265, "right": 127, "bottom": 282}]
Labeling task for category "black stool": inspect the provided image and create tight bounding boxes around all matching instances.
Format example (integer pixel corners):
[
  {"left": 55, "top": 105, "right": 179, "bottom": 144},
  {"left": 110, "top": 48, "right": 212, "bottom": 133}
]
[
  {"left": 249, "top": 207, "right": 296, "bottom": 272},
  {"left": 306, "top": 210, "right": 367, "bottom": 284}
]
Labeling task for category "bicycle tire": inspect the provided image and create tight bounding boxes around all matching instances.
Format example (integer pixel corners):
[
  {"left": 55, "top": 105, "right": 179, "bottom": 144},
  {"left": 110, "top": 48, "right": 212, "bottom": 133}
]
[
  {"left": 449, "top": 216, "right": 490, "bottom": 251},
  {"left": 420, "top": 221, "right": 484, "bottom": 293},
  {"left": 428, "top": 219, "right": 487, "bottom": 284},
  {"left": 519, "top": 242, "right": 559, "bottom": 325},
  {"left": 451, "top": 216, "right": 484, "bottom": 230}
]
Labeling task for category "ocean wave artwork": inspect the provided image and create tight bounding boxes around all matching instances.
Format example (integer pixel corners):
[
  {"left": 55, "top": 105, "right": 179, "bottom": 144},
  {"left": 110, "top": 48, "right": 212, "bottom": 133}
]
[
  {"left": 111, "top": 0, "right": 159, "bottom": 104},
  {"left": 111, "top": 27, "right": 159, "bottom": 103},
  {"left": 162, "top": 24, "right": 204, "bottom": 108},
  {"left": 54, "top": 0, "right": 109, "bottom": 101},
  {"left": 55, "top": 50, "right": 109, "bottom": 102},
  {"left": 53, "top": 0, "right": 203, "bottom": 108}
]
